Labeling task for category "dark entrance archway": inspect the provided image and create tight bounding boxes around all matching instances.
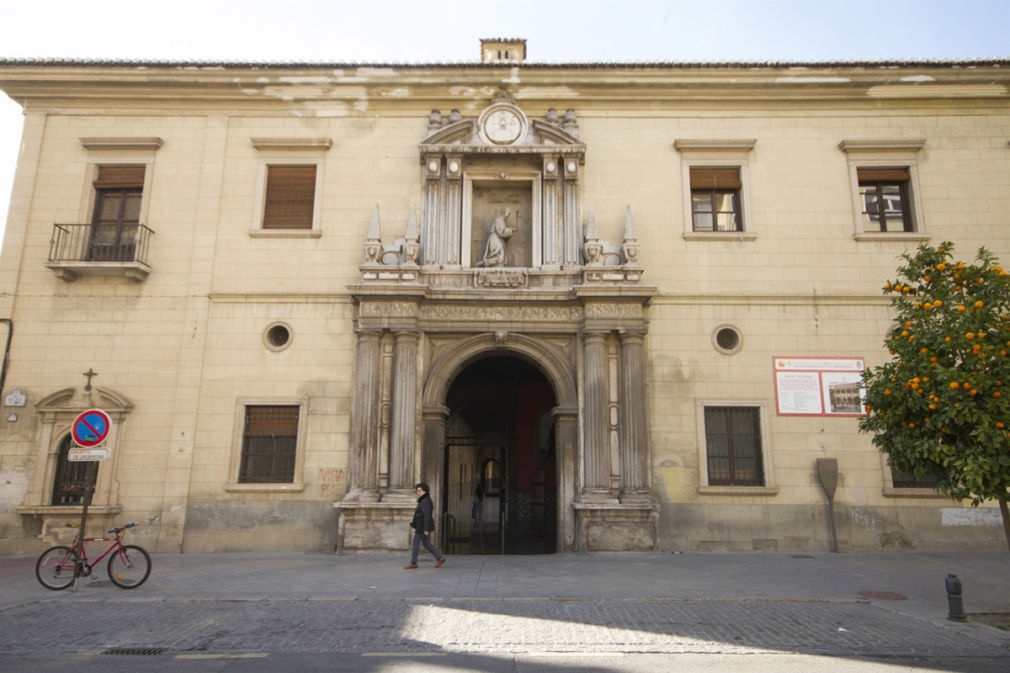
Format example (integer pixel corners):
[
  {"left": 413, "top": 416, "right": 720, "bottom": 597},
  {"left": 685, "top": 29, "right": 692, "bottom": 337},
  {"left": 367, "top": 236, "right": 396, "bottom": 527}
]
[{"left": 442, "top": 356, "right": 558, "bottom": 554}]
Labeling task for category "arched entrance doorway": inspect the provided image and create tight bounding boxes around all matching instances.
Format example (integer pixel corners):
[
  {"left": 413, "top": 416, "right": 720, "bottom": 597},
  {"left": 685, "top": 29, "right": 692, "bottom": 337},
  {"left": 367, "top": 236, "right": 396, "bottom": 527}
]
[{"left": 442, "top": 356, "right": 557, "bottom": 554}]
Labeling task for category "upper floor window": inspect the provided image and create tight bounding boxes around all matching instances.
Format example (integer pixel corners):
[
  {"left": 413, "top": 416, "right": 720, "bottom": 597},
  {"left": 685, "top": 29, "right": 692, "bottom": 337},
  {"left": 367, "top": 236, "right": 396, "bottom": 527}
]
[
  {"left": 690, "top": 168, "right": 742, "bottom": 233},
  {"left": 840, "top": 139, "right": 927, "bottom": 241},
  {"left": 263, "top": 165, "right": 317, "bottom": 230},
  {"left": 857, "top": 167, "right": 913, "bottom": 233},
  {"left": 249, "top": 137, "right": 330, "bottom": 238},
  {"left": 674, "top": 139, "right": 757, "bottom": 241},
  {"left": 90, "top": 165, "right": 145, "bottom": 261}
]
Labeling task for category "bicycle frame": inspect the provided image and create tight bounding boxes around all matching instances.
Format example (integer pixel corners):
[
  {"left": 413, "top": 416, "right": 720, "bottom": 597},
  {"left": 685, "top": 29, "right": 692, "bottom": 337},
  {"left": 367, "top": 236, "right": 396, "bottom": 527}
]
[{"left": 73, "top": 532, "right": 128, "bottom": 572}]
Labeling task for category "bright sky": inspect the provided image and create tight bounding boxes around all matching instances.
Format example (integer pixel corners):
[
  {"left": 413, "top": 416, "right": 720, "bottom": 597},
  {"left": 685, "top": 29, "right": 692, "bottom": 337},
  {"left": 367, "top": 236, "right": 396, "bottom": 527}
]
[{"left": 1, "top": 0, "right": 1007, "bottom": 239}]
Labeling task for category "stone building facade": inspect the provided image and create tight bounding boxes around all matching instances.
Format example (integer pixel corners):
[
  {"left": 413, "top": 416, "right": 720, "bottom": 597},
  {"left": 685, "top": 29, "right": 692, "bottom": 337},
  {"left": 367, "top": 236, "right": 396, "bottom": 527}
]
[{"left": 0, "top": 46, "right": 1007, "bottom": 554}]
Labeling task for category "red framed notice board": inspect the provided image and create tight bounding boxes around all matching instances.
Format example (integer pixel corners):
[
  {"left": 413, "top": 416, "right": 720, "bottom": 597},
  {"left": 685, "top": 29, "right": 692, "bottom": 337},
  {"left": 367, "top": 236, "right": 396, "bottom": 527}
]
[{"left": 773, "top": 357, "right": 866, "bottom": 416}]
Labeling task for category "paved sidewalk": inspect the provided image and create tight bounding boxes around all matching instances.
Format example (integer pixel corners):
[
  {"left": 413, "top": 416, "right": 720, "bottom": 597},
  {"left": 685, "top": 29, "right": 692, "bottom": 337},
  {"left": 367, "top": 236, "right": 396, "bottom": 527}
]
[{"left": 0, "top": 550, "right": 1007, "bottom": 669}]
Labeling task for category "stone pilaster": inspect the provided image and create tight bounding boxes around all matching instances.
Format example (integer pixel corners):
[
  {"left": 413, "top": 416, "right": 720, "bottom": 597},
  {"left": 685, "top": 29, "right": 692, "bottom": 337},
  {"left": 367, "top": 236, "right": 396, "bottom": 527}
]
[
  {"left": 542, "top": 154, "right": 560, "bottom": 267},
  {"left": 387, "top": 330, "right": 419, "bottom": 501},
  {"left": 562, "top": 158, "right": 580, "bottom": 267},
  {"left": 421, "top": 154, "right": 441, "bottom": 266},
  {"left": 444, "top": 154, "right": 463, "bottom": 266},
  {"left": 553, "top": 406, "right": 579, "bottom": 551},
  {"left": 346, "top": 329, "right": 382, "bottom": 502}
]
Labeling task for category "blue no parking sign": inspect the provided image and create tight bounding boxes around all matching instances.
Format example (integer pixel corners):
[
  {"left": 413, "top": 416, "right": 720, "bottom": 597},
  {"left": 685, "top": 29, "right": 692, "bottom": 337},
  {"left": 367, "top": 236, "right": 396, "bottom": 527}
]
[{"left": 71, "top": 409, "right": 111, "bottom": 448}]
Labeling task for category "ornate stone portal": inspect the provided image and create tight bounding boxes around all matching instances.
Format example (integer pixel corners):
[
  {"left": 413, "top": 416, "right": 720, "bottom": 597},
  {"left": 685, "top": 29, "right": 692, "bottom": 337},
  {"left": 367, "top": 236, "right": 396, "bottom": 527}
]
[{"left": 337, "top": 92, "right": 658, "bottom": 553}]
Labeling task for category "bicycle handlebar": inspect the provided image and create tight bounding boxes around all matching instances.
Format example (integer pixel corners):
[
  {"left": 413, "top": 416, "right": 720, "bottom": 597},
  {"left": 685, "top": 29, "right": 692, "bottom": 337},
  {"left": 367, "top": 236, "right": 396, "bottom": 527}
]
[{"left": 105, "top": 522, "right": 137, "bottom": 534}]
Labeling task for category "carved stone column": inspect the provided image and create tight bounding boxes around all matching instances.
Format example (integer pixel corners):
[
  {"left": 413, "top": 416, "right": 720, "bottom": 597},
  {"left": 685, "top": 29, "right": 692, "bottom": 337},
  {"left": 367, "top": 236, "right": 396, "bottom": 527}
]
[
  {"left": 347, "top": 329, "right": 382, "bottom": 502},
  {"left": 619, "top": 330, "right": 651, "bottom": 502},
  {"left": 444, "top": 154, "right": 463, "bottom": 266},
  {"left": 562, "top": 158, "right": 581, "bottom": 267},
  {"left": 542, "top": 154, "right": 561, "bottom": 267},
  {"left": 387, "top": 330, "right": 419, "bottom": 501},
  {"left": 582, "top": 331, "right": 615, "bottom": 501},
  {"left": 422, "top": 155, "right": 441, "bottom": 266}
]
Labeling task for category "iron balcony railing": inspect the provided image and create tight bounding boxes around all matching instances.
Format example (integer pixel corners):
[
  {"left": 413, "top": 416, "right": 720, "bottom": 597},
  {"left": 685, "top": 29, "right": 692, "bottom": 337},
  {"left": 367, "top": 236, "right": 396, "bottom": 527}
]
[{"left": 49, "top": 223, "right": 154, "bottom": 266}]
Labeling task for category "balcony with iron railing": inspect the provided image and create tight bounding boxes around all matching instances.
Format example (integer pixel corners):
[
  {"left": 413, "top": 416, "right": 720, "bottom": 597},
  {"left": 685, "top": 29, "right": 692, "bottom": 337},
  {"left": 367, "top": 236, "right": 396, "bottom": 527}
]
[{"left": 46, "top": 223, "right": 154, "bottom": 281}]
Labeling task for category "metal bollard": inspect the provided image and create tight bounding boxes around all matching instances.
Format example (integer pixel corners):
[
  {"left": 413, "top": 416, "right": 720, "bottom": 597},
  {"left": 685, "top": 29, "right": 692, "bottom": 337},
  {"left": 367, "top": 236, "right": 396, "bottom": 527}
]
[{"left": 946, "top": 574, "right": 966, "bottom": 621}]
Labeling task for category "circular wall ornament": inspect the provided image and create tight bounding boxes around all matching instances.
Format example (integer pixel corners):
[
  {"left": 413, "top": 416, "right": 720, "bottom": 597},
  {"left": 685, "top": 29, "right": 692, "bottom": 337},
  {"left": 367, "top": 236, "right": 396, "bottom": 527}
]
[
  {"left": 478, "top": 104, "right": 527, "bottom": 146},
  {"left": 712, "top": 324, "right": 743, "bottom": 355},
  {"left": 264, "top": 322, "right": 293, "bottom": 352}
]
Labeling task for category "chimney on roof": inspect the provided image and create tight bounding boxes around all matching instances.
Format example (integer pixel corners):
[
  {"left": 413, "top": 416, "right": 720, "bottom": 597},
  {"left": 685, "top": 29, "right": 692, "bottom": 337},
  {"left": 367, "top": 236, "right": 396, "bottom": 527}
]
[{"left": 481, "top": 38, "right": 527, "bottom": 63}]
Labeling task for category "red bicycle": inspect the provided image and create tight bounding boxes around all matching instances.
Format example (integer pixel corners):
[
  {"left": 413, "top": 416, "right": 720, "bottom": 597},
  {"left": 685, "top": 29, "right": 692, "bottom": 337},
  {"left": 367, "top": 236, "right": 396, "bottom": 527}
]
[{"left": 35, "top": 522, "right": 151, "bottom": 591}]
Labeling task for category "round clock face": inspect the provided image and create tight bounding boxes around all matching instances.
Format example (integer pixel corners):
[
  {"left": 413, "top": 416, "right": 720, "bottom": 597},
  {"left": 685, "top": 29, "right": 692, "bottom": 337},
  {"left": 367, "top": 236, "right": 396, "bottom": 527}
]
[{"left": 484, "top": 109, "right": 522, "bottom": 144}]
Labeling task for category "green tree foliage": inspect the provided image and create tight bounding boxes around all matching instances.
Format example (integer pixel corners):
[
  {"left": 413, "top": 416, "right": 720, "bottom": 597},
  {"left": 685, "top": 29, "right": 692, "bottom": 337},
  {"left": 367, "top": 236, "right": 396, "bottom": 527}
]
[{"left": 860, "top": 242, "right": 1010, "bottom": 544}]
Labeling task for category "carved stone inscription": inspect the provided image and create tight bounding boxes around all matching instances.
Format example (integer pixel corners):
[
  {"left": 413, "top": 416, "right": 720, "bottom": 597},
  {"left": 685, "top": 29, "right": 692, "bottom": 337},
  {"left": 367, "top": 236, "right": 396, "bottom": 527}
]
[{"left": 475, "top": 269, "right": 528, "bottom": 288}]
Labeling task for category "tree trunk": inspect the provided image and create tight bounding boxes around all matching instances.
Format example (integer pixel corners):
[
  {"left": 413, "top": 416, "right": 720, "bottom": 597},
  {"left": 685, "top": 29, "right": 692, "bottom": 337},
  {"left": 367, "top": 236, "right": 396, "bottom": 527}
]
[{"left": 1000, "top": 499, "right": 1010, "bottom": 553}]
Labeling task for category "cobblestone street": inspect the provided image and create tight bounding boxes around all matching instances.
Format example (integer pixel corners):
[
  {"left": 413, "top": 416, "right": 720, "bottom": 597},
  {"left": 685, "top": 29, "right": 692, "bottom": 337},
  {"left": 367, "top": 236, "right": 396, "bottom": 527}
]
[
  {"left": 2, "top": 552, "right": 1008, "bottom": 671},
  {"left": 2, "top": 596, "right": 1007, "bottom": 658}
]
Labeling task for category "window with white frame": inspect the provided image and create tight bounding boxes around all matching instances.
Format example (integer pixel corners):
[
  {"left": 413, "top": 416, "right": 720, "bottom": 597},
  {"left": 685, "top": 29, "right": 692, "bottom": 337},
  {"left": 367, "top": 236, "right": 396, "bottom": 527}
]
[
  {"left": 250, "top": 138, "right": 331, "bottom": 237},
  {"left": 228, "top": 399, "right": 308, "bottom": 492},
  {"left": 674, "top": 139, "right": 756, "bottom": 240},
  {"left": 840, "top": 139, "right": 927, "bottom": 241},
  {"left": 695, "top": 400, "right": 777, "bottom": 495}
]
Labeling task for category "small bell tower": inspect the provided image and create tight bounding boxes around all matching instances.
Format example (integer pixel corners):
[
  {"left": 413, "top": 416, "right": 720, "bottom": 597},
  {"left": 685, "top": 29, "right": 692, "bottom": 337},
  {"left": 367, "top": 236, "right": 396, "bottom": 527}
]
[{"left": 480, "top": 38, "right": 527, "bottom": 63}]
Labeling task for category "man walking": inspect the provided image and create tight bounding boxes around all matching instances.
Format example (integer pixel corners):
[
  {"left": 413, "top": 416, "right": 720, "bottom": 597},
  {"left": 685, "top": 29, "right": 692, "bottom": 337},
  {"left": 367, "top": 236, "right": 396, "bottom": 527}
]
[{"left": 404, "top": 483, "right": 446, "bottom": 569}]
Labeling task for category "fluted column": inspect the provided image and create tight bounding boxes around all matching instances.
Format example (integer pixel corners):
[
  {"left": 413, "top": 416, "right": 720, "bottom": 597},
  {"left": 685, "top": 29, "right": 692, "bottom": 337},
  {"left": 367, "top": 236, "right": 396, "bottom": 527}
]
[
  {"left": 347, "top": 329, "right": 382, "bottom": 501},
  {"left": 562, "top": 158, "right": 581, "bottom": 267},
  {"left": 620, "top": 330, "right": 651, "bottom": 501},
  {"left": 444, "top": 154, "right": 463, "bottom": 266},
  {"left": 582, "top": 331, "right": 614, "bottom": 500},
  {"left": 542, "top": 155, "right": 561, "bottom": 268},
  {"left": 421, "top": 155, "right": 441, "bottom": 266},
  {"left": 388, "top": 330, "right": 419, "bottom": 499}
]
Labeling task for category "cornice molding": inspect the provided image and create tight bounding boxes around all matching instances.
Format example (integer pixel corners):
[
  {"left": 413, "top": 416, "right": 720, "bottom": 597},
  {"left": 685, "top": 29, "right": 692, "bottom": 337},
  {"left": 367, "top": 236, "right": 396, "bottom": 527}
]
[
  {"left": 673, "top": 138, "right": 757, "bottom": 152},
  {"left": 79, "top": 137, "right": 163, "bottom": 151},
  {"left": 251, "top": 137, "right": 333, "bottom": 151},
  {"left": 838, "top": 138, "right": 926, "bottom": 153}
]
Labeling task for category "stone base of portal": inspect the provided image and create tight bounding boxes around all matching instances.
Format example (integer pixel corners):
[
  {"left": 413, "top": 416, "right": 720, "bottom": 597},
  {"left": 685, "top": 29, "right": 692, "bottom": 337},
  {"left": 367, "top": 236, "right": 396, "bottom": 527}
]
[
  {"left": 572, "top": 501, "right": 660, "bottom": 552},
  {"left": 334, "top": 501, "right": 414, "bottom": 552}
]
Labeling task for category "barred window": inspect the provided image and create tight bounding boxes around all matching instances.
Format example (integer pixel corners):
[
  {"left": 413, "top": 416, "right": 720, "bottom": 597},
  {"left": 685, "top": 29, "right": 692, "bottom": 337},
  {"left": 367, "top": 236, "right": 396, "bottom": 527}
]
[
  {"left": 891, "top": 469, "right": 940, "bottom": 490},
  {"left": 51, "top": 435, "right": 98, "bottom": 505},
  {"left": 704, "top": 406, "right": 764, "bottom": 486},
  {"left": 239, "top": 405, "right": 300, "bottom": 483}
]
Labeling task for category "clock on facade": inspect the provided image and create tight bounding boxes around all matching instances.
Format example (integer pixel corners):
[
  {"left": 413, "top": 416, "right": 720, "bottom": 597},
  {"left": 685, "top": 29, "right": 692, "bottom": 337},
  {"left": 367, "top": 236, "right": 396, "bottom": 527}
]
[{"left": 483, "top": 108, "right": 524, "bottom": 144}]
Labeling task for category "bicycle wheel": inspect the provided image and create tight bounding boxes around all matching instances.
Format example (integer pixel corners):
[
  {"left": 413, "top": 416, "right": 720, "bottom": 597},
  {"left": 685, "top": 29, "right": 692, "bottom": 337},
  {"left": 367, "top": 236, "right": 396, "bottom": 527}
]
[
  {"left": 107, "top": 544, "right": 151, "bottom": 589},
  {"left": 35, "top": 546, "right": 78, "bottom": 591}
]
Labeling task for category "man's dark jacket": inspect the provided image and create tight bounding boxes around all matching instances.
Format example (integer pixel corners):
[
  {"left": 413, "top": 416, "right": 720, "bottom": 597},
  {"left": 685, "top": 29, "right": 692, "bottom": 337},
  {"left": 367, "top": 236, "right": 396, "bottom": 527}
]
[{"left": 410, "top": 493, "right": 435, "bottom": 533}]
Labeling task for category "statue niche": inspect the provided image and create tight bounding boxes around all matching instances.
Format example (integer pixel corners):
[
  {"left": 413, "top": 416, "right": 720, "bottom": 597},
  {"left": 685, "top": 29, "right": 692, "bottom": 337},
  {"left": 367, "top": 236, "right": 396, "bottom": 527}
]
[{"left": 470, "top": 183, "right": 532, "bottom": 268}]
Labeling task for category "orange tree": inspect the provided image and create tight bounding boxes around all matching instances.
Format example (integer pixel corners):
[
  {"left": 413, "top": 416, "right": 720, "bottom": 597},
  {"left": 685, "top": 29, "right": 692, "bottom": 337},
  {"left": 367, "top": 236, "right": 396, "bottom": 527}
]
[{"left": 859, "top": 241, "right": 1010, "bottom": 550}]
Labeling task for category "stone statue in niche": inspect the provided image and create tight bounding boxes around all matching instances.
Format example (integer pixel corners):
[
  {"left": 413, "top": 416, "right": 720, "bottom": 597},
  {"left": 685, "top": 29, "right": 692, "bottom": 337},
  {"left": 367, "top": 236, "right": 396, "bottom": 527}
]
[{"left": 476, "top": 208, "right": 514, "bottom": 267}]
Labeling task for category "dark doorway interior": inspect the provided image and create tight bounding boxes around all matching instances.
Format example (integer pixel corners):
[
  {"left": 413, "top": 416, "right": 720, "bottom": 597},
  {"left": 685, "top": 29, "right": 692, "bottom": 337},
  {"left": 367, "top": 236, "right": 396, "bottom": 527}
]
[{"left": 443, "top": 356, "right": 557, "bottom": 554}]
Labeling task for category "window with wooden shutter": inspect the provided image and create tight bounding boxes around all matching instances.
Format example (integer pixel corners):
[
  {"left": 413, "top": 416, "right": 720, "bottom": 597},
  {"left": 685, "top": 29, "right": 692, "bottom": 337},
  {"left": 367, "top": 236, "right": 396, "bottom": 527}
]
[
  {"left": 857, "top": 167, "right": 913, "bottom": 233},
  {"left": 690, "top": 167, "right": 742, "bottom": 232},
  {"left": 263, "top": 165, "right": 316, "bottom": 229}
]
